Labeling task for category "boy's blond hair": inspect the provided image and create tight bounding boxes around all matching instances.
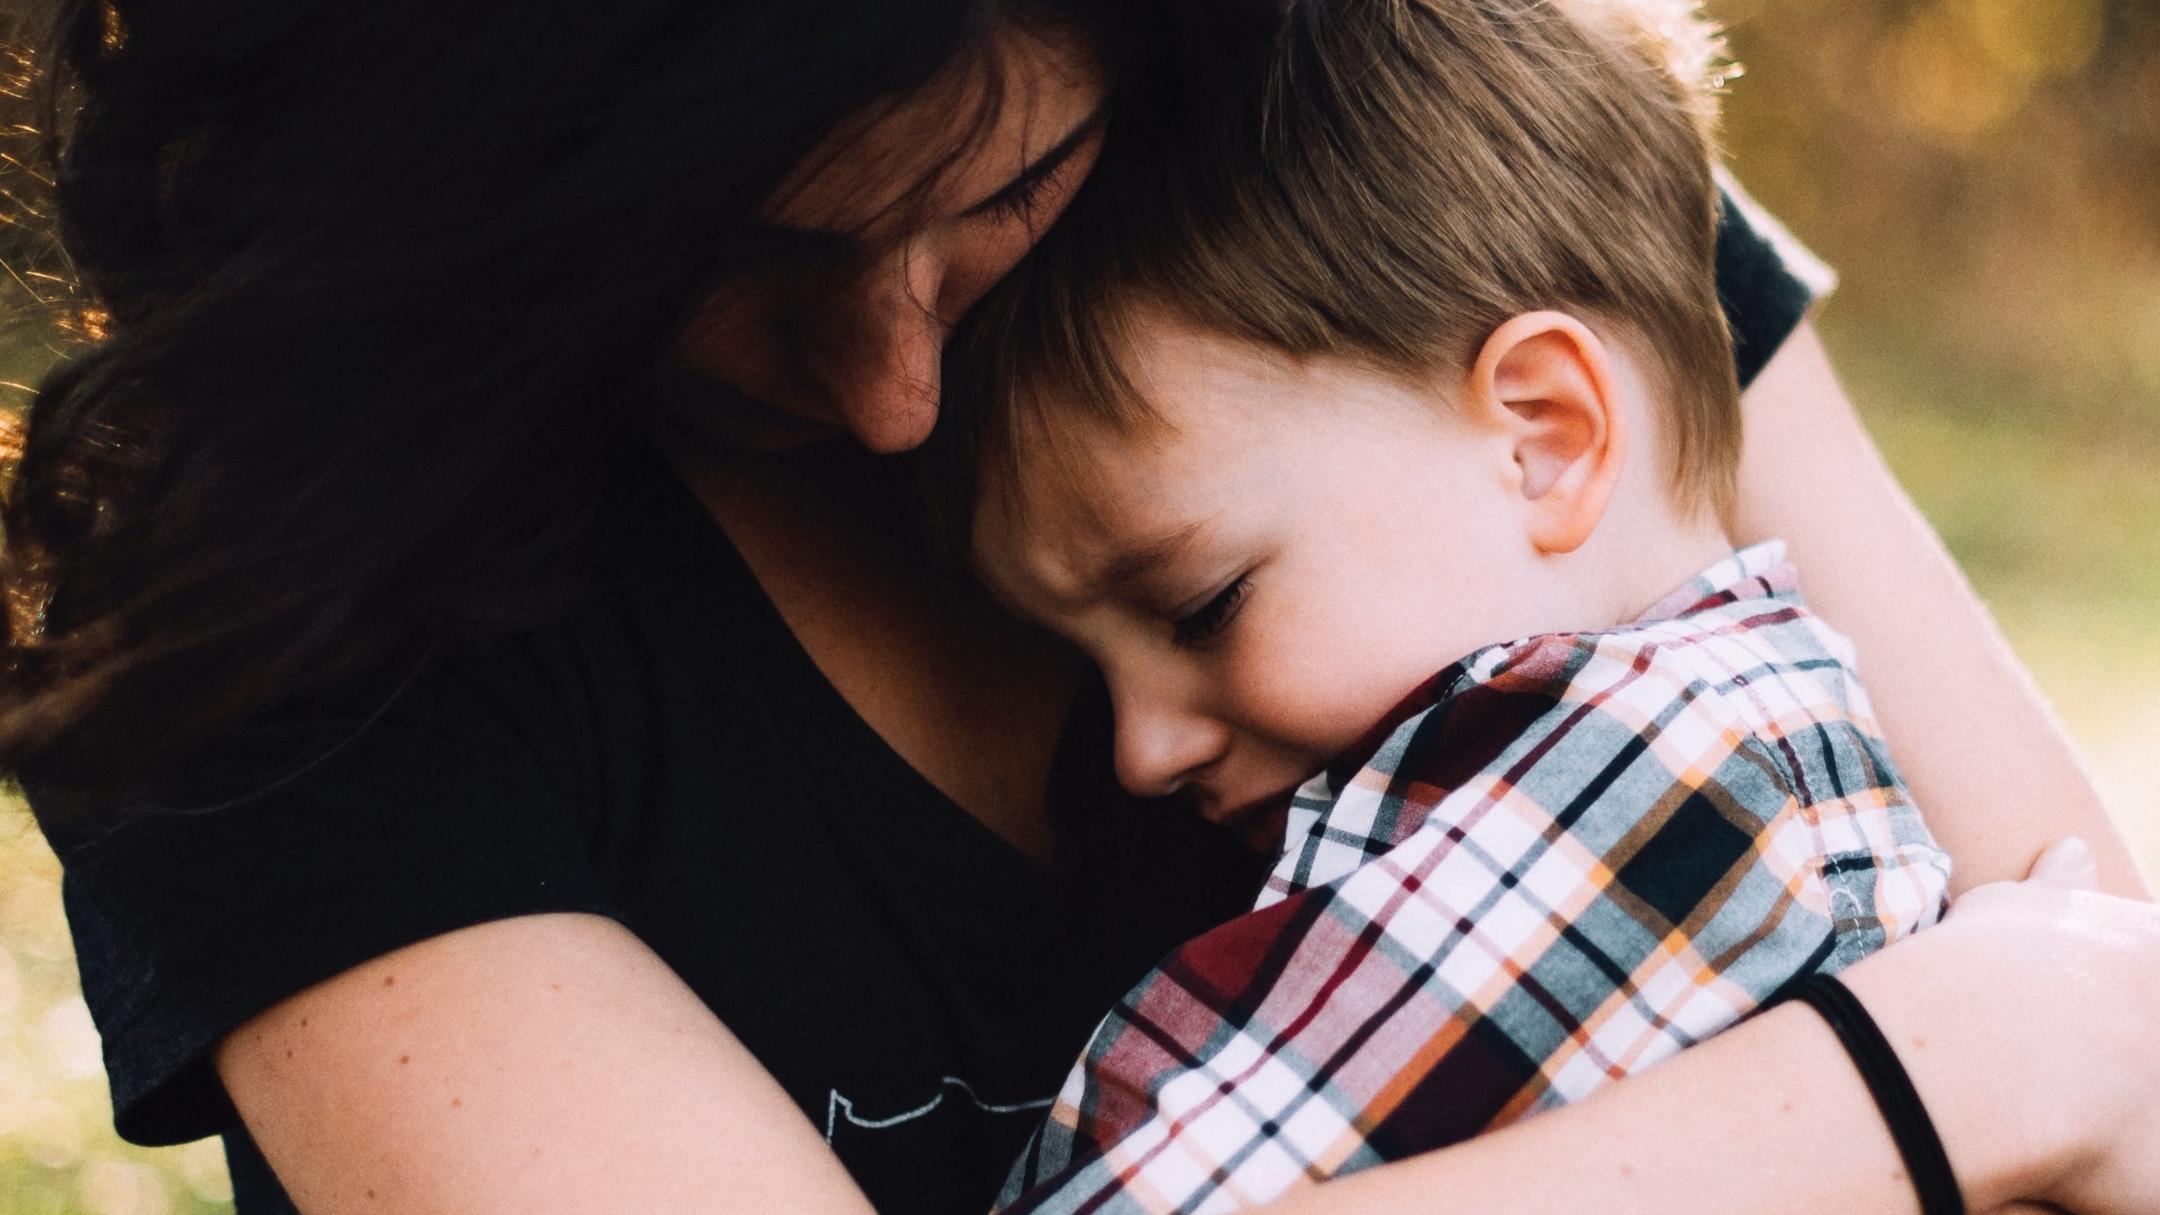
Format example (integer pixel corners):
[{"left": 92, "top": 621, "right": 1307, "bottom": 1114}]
[{"left": 934, "top": 0, "right": 1741, "bottom": 539}]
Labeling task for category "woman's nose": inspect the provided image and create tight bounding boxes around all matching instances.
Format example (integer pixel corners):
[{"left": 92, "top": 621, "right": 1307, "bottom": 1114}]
[
  {"left": 1113, "top": 688, "right": 1230, "bottom": 800},
  {"left": 828, "top": 240, "right": 948, "bottom": 453}
]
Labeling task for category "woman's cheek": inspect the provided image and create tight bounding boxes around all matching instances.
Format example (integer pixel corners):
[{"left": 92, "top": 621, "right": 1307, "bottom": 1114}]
[
  {"left": 672, "top": 284, "right": 815, "bottom": 416},
  {"left": 673, "top": 287, "right": 761, "bottom": 380},
  {"left": 935, "top": 221, "right": 1041, "bottom": 322}
]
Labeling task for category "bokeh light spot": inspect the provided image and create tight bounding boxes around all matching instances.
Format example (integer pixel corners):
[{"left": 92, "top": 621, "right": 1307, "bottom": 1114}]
[
  {"left": 1965, "top": 0, "right": 2104, "bottom": 80},
  {"left": 1874, "top": 6, "right": 2031, "bottom": 143}
]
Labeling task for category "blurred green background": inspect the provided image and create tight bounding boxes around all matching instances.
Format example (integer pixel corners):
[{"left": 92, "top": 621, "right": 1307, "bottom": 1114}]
[{"left": 0, "top": 0, "right": 2156, "bottom": 1210}]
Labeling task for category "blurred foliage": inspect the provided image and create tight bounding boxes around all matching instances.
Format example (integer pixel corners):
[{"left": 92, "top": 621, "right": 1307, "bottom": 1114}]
[
  {"left": 5, "top": 4, "right": 235, "bottom": 1211},
  {"left": 1716, "top": 0, "right": 2160, "bottom": 872},
  {"left": 0, "top": 0, "right": 2155, "bottom": 1210},
  {"left": 0, "top": 7, "right": 76, "bottom": 410},
  {"left": 0, "top": 810, "right": 235, "bottom": 1215},
  {"left": 1721, "top": 0, "right": 2160, "bottom": 451}
]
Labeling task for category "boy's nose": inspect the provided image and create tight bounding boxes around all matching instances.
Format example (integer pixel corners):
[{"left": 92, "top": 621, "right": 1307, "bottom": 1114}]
[{"left": 1113, "top": 693, "right": 1231, "bottom": 800}]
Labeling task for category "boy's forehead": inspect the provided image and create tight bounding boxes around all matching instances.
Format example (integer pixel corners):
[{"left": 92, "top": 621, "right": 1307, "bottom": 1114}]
[
  {"left": 1120, "top": 319, "right": 1308, "bottom": 411},
  {"left": 971, "top": 432, "right": 1170, "bottom": 609},
  {"left": 968, "top": 330, "right": 1429, "bottom": 606}
]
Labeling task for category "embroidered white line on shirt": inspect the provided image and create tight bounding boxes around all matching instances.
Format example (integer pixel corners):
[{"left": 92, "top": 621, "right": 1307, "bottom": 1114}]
[{"left": 824, "top": 1076, "right": 1054, "bottom": 1142}]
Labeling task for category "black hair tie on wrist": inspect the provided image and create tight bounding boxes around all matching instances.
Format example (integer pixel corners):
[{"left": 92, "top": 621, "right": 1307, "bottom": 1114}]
[{"left": 1780, "top": 973, "right": 1966, "bottom": 1215}]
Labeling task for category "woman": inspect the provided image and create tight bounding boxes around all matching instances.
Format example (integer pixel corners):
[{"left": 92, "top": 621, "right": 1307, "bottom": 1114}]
[{"left": 3, "top": 2, "right": 2154, "bottom": 1213}]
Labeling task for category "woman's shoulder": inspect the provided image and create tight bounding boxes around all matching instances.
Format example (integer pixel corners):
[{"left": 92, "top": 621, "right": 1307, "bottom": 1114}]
[
  {"left": 1715, "top": 171, "right": 1835, "bottom": 388},
  {"left": 24, "top": 632, "right": 622, "bottom": 1147},
  {"left": 21, "top": 441, "right": 796, "bottom": 1148}
]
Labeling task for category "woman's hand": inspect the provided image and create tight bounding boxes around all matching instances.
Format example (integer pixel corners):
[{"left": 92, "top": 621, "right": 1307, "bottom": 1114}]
[{"left": 1846, "top": 838, "right": 2160, "bottom": 1215}]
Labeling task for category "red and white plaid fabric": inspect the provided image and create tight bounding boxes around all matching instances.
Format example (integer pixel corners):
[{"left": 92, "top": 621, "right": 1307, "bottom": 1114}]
[{"left": 998, "top": 543, "right": 1951, "bottom": 1214}]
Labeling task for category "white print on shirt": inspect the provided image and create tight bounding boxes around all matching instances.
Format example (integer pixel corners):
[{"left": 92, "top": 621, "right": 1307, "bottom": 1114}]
[{"left": 823, "top": 1076, "right": 1054, "bottom": 1142}]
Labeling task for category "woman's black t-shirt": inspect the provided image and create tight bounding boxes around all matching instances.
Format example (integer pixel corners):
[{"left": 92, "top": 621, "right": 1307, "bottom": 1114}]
[{"left": 30, "top": 198, "right": 1816, "bottom": 1215}]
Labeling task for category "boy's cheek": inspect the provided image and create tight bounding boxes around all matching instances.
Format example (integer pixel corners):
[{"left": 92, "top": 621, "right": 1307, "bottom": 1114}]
[
  {"left": 1271, "top": 610, "right": 1460, "bottom": 747},
  {"left": 1219, "top": 655, "right": 1401, "bottom": 768}
]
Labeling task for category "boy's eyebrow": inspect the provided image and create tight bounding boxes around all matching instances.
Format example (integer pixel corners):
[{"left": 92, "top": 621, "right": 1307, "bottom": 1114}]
[
  {"left": 959, "top": 104, "right": 1109, "bottom": 219},
  {"left": 1077, "top": 519, "right": 1208, "bottom": 598}
]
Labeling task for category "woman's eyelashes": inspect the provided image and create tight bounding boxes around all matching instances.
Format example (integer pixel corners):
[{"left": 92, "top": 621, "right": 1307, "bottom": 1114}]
[
  {"left": 984, "top": 134, "right": 1093, "bottom": 226},
  {"left": 1171, "top": 575, "right": 1253, "bottom": 648},
  {"left": 989, "top": 168, "right": 1062, "bottom": 223}
]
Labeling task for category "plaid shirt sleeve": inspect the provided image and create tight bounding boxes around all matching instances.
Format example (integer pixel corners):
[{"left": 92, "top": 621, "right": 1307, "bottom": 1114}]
[{"left": 996, "top": 607, "right": 1950, "bottom": 1215}]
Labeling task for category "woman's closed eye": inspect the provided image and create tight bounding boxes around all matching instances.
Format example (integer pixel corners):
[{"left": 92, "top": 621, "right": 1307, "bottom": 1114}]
[
  {"left": 1171, "top": 575, "right": 1252, "bottom": 648},
  {"left": 978, "top": 155, "right": 1078, "bottom": 229}
]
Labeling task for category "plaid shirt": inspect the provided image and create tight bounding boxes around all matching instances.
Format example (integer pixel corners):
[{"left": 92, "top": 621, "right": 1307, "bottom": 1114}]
[{"left": 997, "top": 543, "right": 1951, "bottom": 1214}]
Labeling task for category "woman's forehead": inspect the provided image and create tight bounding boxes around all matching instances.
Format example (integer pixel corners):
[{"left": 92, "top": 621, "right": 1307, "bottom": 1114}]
[{"left": 760, "top": 24, "right": 1107, "bottom": 240}]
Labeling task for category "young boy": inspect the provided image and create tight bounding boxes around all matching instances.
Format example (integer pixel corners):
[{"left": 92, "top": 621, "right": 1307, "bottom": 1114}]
[{"left": 929, "top": 1, "right": 1951, "bottom": 1211}]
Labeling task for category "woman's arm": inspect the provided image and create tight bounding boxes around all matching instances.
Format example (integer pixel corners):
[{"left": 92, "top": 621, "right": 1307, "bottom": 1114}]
[
  {"left": 216, "top": 913, "right": 877, "bottom": 1215},
  {"left": 1253, "top": 840, "right": 2160, "bottom": 1215},
  {"left": 1731, "top": 320, "right": 2151, "bottom": 898}
]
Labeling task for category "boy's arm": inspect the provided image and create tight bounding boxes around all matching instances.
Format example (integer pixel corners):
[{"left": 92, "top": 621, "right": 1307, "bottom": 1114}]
[
  {"left": 999, "top": 631, "right": 1934, "bottom": 1214},
  {"left": 1732, "top": 321, "right": 2151, "bottom": 897}
]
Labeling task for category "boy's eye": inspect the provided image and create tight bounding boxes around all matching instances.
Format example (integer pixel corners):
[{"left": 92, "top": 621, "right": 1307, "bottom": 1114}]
[{"left": 1171, "top": 575, "right": 1252, "bottom": 648}]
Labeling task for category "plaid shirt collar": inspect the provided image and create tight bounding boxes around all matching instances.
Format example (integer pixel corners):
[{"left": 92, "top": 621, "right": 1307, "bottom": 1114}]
[
  {"left": 1306, "top": 541, "right": 1796, "bottom": 811},
  {"left": 1635, "top": 539, "right": 1795, "bottom": 624}
]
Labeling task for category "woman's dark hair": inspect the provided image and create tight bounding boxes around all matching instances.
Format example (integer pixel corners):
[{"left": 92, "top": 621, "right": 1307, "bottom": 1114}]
[{"left": 0, "top": 0, "right": 1140, "bottom": 802}]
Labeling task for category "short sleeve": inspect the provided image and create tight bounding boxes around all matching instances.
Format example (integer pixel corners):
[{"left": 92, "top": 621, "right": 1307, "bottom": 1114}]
[
  {"left": 1714, "top": 170, "right": 1837, "bottom": 389},
  {"left": 27, "top": 647, "right": 618, "bottom": 1146}
]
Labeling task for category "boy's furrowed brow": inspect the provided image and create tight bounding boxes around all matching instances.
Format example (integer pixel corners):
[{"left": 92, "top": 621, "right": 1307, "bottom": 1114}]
[
  {"left": 959, "top": 105, "right": 1108, "bottom": 219},
  {"left": 1076, "top": 520, "right": 1208, "bottom": 598}
]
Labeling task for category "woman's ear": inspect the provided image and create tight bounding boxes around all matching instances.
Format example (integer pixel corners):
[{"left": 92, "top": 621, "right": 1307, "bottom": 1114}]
[{"left": 1465, "top": 311, "right": 1628, "bottom": 555}]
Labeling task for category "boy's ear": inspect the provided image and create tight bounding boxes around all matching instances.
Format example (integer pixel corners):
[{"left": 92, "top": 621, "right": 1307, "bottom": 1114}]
[{"left": 1465, "top": 311, "right": 1628, "bottom": 555}]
